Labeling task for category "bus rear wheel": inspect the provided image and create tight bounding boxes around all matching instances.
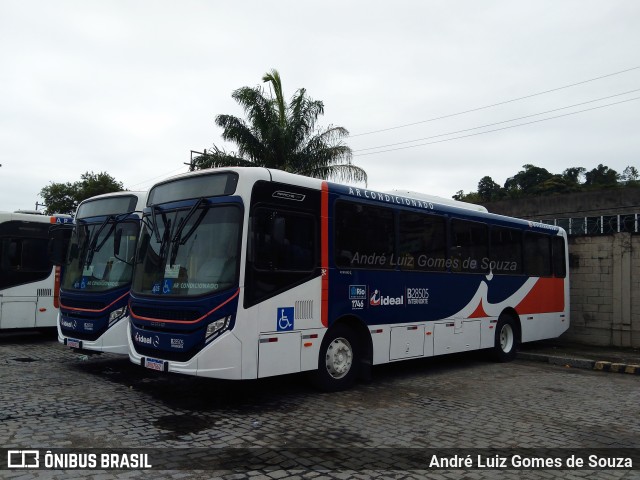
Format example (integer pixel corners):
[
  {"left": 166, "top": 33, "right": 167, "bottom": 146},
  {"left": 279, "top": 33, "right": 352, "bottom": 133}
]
[
  {"left": 311, "top": 324, "right": 360, "bottom": 392},
  {"left": 492, "top": 314, "right": 519, "bottom": 362}
]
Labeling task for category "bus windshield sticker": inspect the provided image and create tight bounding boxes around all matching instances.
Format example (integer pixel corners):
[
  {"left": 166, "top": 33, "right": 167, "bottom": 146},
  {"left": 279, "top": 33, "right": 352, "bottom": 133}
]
[
  {"left": 164, "top": 265, "right": 180, "bottom": 279},
  {"left": 151, "top": 280, "right": 174, "bottom": 294},
  {"left": 162, "top": 279, "right": 174, "bottom": 294},
  {"left": 277, "top": 307, "right": 294, "bottom": 331}
]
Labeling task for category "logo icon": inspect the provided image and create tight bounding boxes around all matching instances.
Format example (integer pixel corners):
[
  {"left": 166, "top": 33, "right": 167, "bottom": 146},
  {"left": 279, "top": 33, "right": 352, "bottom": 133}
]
[
  {"left": 349, "top": 285, "right": 367, "bottom": 300},
  {"left": 272, "top": 191, "right": 306, "bottom": 202},
  {"left": 277, "top": 307, "right": 294, "bottom": 331},
  {"left": 7, "top": 450, "right": 40, "bottom": 468},
  {"left": 370, "top": 289, "right": 381, "bottom": 306},
  {"left": 369, "top": 289, "right": 404, "bottom": 307}
]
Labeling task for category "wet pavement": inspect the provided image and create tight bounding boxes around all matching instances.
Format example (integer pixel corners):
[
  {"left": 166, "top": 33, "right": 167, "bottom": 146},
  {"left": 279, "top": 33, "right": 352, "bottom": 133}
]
[{"left": 1, "top": 329, "right": 638, "bottom": 479}]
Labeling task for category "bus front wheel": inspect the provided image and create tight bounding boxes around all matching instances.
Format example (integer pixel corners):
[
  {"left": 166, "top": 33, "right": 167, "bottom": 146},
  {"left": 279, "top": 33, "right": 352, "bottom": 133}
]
[
  {"left": 492, "top": 315, "right": 519, "bottom": 362},
  {"left": 311, "top": 324, "right": 360, "bottom": 392}
]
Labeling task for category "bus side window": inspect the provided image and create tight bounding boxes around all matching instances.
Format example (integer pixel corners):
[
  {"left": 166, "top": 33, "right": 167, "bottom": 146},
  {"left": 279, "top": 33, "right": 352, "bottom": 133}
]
[
  {"left": 450, "top": 219, "right": 489, "bottom": 273},
  {"left": 0, "top": 223, "right": 53, "bottom": 290},
  {"left": 21, "top": 238, "right": 50, "bottom": 271},
  {"left": 252, "top": 209, "right": 315, "bottom": 272},
  {"left": 524, "top": 233, "right": 552, "bottom": 277},
  {"left": 552, "top": 236, "right": 566, "bottom": 278},
  {"left": 490, "top": 226, "right": 523, "bottom": 275},
  {"left": 398, "top": 211, "right": 447, "bottom": 272},
  {"left": 0, "top": 239, "right": 9, "bottom": 271},
  {"left": 8, "top": 239, "right": 20, "bottom": 268},
  {"left": 245, "top": 207, "right": 317, "bottom": 307},
  {"left": 334, "top": 201, "right": 395, "bottom": 270}
]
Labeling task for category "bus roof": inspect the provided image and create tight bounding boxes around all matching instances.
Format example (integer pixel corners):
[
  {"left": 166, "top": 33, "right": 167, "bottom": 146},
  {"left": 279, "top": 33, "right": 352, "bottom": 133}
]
[
  {"left": 76, "top": 191, "right": 147, "bottom": 219},
  {"left": 0, "top": 211, "right": 72, "bottom": 224}
]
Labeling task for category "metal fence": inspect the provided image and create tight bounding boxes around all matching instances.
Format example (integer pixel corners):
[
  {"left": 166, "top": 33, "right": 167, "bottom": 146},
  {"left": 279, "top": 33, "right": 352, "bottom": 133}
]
[{"left": 540, "top": 214, "right": 639, "bottom": 236}]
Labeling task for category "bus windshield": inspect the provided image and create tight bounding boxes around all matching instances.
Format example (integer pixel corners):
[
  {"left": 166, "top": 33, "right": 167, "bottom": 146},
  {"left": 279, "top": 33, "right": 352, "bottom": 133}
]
[
  {"left": 62, "top": 220, "right": 139, "bottom": 292},
  {"left": 132, "top": 204, "right": 242, "bottom": 297}
]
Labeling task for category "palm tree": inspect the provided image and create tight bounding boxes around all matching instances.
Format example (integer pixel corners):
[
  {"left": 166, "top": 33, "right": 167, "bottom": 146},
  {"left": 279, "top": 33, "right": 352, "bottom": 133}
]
[{"left": 192, "top": 69, "right": 367, "bottom": 184}]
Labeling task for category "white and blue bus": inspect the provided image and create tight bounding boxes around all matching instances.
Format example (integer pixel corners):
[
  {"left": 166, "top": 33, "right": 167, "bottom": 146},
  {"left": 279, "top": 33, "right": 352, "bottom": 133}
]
[
  {"left": 0, "top": 211, "right": 72, "bottom": 330},
  {"left": 54, "top": 192, "right": 146, "bottom": 354},
  {"left": 128, "top": 168, "right": 569, "bottom": 390}
]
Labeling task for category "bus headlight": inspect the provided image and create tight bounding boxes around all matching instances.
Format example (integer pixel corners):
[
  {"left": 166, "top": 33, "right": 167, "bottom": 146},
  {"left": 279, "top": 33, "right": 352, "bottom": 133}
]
[
  {"left": 109, "top": 306, "right": 128, "bottom": 326},
  {"left": 206, "top": 316, "right": 231, "bottom": 339}
]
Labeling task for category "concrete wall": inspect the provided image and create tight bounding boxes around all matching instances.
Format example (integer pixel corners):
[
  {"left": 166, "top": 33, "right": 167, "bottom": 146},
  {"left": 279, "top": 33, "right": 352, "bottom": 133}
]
[
  {"left": 565, "top": 233, "right": 639, "bottom": 347},
  {"left": 483, "top": 187, "right": 640, "bottom": 220}
]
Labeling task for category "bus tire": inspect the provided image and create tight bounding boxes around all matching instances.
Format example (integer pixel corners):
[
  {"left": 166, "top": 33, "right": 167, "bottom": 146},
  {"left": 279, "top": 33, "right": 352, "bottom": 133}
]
[
  {"left": 311, "top": 324, "right": 360, "bottom": 392},
  {"left": 492, "top": 314, "right": 519, "bottom": 362}
]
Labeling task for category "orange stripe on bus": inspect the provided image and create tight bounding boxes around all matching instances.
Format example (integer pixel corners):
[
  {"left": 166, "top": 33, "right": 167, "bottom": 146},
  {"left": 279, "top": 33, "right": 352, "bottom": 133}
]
[
  {"left": 53, "top": 266, "right": 61, "bottom": 309},
  {"left": 61, "top": 290, "right": 130, "bottom": 313},
  {"left": 515, "top": 277, "right": 565, "bottom": 314},
  {"left": 130, "top": 288, "right": 240, "bottom": 324},
  {"left": 321, "top": 182, "right": 329, "bottom": 328}
]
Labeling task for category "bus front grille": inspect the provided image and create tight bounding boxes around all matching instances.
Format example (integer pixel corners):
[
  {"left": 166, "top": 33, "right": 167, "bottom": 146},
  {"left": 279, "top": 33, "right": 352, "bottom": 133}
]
[{"left": 61, "top": 299, "right": 107, "bottom": 310}]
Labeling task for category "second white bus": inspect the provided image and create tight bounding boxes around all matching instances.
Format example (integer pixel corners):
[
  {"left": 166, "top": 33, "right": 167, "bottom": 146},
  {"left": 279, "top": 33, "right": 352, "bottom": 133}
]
[{"left": 54, "top": 192, "right": 146, "bottom": 354}]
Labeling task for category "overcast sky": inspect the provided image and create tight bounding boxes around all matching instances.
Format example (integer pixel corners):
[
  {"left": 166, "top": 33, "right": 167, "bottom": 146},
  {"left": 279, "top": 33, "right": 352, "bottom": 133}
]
[{"left": 1, "top": 1, "right": 639, "bottom": 213}]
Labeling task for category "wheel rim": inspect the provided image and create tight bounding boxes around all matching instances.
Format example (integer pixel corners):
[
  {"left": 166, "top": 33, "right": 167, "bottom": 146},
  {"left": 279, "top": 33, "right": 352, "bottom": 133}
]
[
  {"left": 500, "top": 324, "right": 514, "bottom": 353},
  {"left": 325, "top": 337, "right": 353, "bottom": 379}
]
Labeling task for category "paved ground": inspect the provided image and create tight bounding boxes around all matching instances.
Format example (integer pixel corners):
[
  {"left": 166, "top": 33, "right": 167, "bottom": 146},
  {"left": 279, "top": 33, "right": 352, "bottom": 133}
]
[{"left": 1, "top": 330, "right": 639, "bottom": 479}]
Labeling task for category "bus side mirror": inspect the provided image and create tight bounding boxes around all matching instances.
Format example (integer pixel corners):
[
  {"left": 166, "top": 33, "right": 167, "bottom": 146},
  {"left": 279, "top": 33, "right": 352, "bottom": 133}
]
[
  {"left": 114, "top": 228, "right": 122, "bottom": 256},
  {"left": 48, "top": 225, "right": 73, "bottom": 266}
]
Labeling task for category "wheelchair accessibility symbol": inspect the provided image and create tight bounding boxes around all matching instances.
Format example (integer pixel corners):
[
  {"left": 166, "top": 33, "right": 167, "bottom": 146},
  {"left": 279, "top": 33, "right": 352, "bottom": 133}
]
[
  {"left": 277, "top": 307, "right": 294, "bottom": 331},
  {"left": 163, "top": 279, "right": 174, "bottom": 294}
]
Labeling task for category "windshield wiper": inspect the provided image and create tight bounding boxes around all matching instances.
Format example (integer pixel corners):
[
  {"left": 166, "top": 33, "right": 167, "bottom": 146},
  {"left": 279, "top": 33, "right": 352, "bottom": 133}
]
[
  {"left": 76, "top": 221, "right": 91, "bottom": 272},
  {"left": 84, "top": 215, "right": 113, "bottom": 266},
  {"left": 91, "top": 211, "right": 136, "bottom": 256},
  {"left": 158, "top": 212, "right": 171, "bottom": 264},
  {"left": 149, "top": 205, "right": 162, "bottom": 243},
  {"left": 169, "top": 199, "right": 209, "bottom": 266}
]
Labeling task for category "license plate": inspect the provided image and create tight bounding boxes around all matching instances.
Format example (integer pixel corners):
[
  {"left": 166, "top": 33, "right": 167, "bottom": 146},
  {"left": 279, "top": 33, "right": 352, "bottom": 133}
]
[
  {"left": 67, "top": 338, "right": 81, "bottom": 349},
  {"left": 144, "top": 357, "right": 165, "bottom": 372}
]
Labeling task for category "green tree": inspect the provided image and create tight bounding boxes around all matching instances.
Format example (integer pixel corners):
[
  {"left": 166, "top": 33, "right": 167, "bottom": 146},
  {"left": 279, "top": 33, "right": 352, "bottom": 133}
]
[
  {"left": 620, "top": 165, "right": 639, "bottom": 186},
  {"left": 452, "top": 190, "right": 482, "bottom": 203},
  {"left": 477, "top": 176, "right": 503, "bottom": 201},
  {"left": 534, "top": 175, "right": 581, "bottom": 194},
  {"left": 39, "top": 181, "right": 77, "bottom": 216},
  {"left": 503, "top": 164, "right": 553, "bottom": 196},
  {"left": 561, "top": 167, "right": 586, "bottom": 187},
  {"left": 584, "top": 164, "right": 618, "bottom": 188},
  {"left": 192, "top": 69, "right": 367, "bottom": 184},
  {"left": 40, "top": 171, "right": 124, "bottom": 215}
]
